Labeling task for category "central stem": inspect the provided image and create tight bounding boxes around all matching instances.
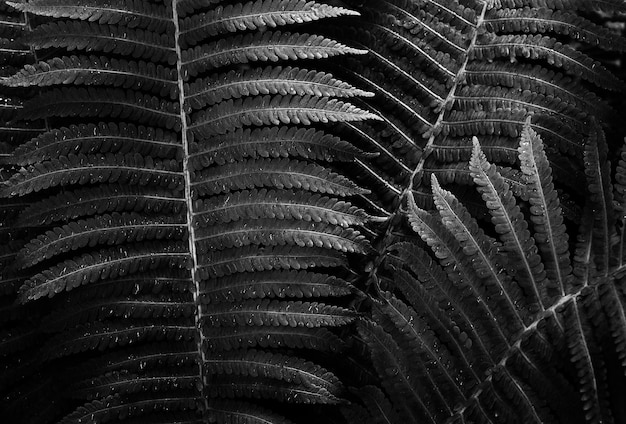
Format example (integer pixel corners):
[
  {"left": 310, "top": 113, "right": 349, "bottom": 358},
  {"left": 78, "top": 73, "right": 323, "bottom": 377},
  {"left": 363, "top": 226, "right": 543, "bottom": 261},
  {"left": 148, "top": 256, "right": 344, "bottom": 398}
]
[{"left": 171, "top": 1, "right": 208, "bottom": 414}]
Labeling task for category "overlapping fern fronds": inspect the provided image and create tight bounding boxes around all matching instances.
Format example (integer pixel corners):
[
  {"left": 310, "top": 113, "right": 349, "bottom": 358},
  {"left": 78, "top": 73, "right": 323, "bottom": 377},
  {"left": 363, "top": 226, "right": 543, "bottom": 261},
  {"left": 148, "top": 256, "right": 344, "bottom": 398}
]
[{"left": 346, "top": 120, "right": 626, "bottom": 424}]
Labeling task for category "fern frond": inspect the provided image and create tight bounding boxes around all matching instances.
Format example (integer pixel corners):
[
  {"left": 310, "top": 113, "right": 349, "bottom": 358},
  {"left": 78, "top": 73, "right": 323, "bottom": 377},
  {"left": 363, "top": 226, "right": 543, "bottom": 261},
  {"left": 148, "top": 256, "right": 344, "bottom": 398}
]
[
  {"left": 430, "top": 175, "right": 527, "bottom": 330},
  {"left": 180, "top": 0, "right": 359, "bottom": 46},
  {"left": 45, "top": 320, "right": 195, "bottom": 359},
  {"left": 202, "top": 299, "right": 356, "bottom": 327},
  {"left": 190, "top": 94, "right": 380, "bottom": 137},
  {"left": 583, "top": 124, "right": 615, "bottom": 276},
  {"left": 1, "top": 153, "right": 182, "bottom": 197},
  {"left": 203, "top": 326, "right": 345, "bottom": 352},
  {"left": 24, "top": 20, "right": 176, "bottom": 64},
  {"left": 491, "top": 0, "right": 626, "bottom": 14},
  {"left": 58, "top": 394, "right": 198, "bottom": 424},
  {"left": 17, "top": 212, "right": 187, "bottom": 267},
  {"left": 484, "top": 7, "right": 626, "bottom": 52},
  {"left": 347, "top": 386, "right": 404, "bottom": 424},
  {"left": 71, "top": 368, "right": 199, "bottom": 399},
  {"left": 18, "top": 241, "right": 190, "bottom": 302},
  {"left": 6, "top": 0, "right": 172, "bottom": 32},
  {"left": 45, "top": 292, "right": 193, "bottom": 332},
  {"left": 17, "top": 184, "right": 184, "bottom": 226},
  {"left": 208, "top": 374, "right": 342, "bottom": 404},
  {"left": 205, "top": 349, "right": 342, "bottom": 393},
  {"left": 20, "top": 87, "right": 181, "bottom": 129},
  {"left": 191, "top": 158, "right": 368, "bottom": 197},
  {"left": 9, "top": 122, "right": 180, "bottom": 166},
  {"left": 197, "top": 245, "right": 346, "bottom": 279},
  {"left": 185, "top": 66, "right": 373, "bottom": 111},
  {"left": 195, "top": 219, "right": 370, "bottom": 254},
  {"left": 473, "top": 33, "right": 625, "bottom": 90},
  {"left": 518, "top": 117, "right": 572, "bottom": 299},
  {"left": 199, "top": 270, "right": 352, "bottom": 303},
  {"left": 182, "top": 31, "right": 367, "bottom": 77},
  {"left": 193, "top": 188, "right": 368, "bottom": 228},
  {"left": 469, "top": 137, "right": 547, "bottom": 313},
  {"left": 189, "top": 126, "right": 375, "bottom": 168},
  {"left": 1, "top": 55, "right": 178, "bottom": 99}
]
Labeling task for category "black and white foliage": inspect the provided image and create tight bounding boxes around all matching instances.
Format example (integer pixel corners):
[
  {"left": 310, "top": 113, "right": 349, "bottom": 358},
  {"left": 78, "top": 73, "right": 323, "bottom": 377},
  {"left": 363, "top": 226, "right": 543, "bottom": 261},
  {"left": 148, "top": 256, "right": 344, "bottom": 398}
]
[{"left": 0, "top": 0, "right": 625, "bottom": 423}]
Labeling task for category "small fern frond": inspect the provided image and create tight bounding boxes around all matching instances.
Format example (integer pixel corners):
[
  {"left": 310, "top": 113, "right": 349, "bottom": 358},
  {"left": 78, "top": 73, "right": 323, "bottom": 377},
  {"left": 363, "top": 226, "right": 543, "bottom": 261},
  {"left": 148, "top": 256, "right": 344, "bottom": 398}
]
[
  {"left": 19, "top": 241, "right": 190, "bottom": 302},
  {"left": 17, "top": 184, "right": 184, "bottom": 226},
  {"left": 189, "top": 126, "right": 375, "bottom": 168},
  {"left": 207, "top": 399, "right": 295, "bottom": 424},
  {"left": 185, "top": 66, "right": 373, "bottom": 111},
  {"left": 518, "top": 117, "right": 572, "bottom": 299},
  {"left": 23, "top": 20, "right": 177, "bottom": 64},
  {"left": 202, "top": 299, "right": 356, "bottom": 328},
  {"left": 182, "top": 31, "right": 367, "bottom": 78},
  {"left": 9, "top": 122, "right": 180, "bottom": 166},
  {"left": 484, "top": 8, "right": 626, "bottom": 52},
  {"left": 190, "top": 95, "right": 380, "bottom": 137},
  {"left": 17, "top": 212, "right": 187, "bottom": 267},
  {"left": 473, "top": 33, "right": 625, "bottom": 90},
  {"left": 193, "top": 188, "right": 368, "bottom": 228},
  {"left": 1, "top": 153, "right": 182, "bottom": 197},
  {"left": 180, "top": 0, "right": 359, "bottom": 46},
  {"left": 203, "top": 325, "right": 345, "bottom": 352},
  {"left": 1, "top": 55, "right": 178, "bottom": 99},
  {"left": 199, "top": 270, "right": 352, "bottom": 303},
  {"left": 191, "top": 158, "right": 368, "bottom": 197},
  {"left": 197, "top": 245, "right": 346, "bottom": 279},
  {"left": 6, "top": 0, "right": 173, "bottom": 32},
  {"left": 469, "top": 137, "right": 547, "bottom": 313},
  {"left": 20, "top": 87, "right": 181, "bottom": 129},
  {"left": 195, "top": 218, "right": 370, "bottom": 253}
]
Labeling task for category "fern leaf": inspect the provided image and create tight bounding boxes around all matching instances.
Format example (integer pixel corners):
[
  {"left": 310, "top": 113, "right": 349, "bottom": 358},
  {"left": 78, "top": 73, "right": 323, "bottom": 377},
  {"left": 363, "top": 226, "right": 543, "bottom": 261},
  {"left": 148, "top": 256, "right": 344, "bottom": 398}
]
[
  {"left": 71, "top": 368, "right": 199, "bottom": 400},
  {"left": 189, "top": 126, "right": 375, "bottom": 168},
  {"left": 207, "top": 399, "right": 296, "bottom": 424},
  {"left": 469, "top": 137, "right": 547, "bottom": 314},
  {"left": 197, "top": 245, "right": 346, "bottom": 279},
  {"left": 23, "top": 20, "right": 176, "bottom": 64},
  {"left": 9, "top": 122, "right": 180, "bottom": 166},
  {"left": 199, "top": 270, "right": 352, "bottom": 303},
  {"left": 196, "top": 219, "right": 370, "bottom": 254},
  {"left": 182, "top": 31, "right": 367, "bottom": 77},
  {"left": 58, "top": 394, "right": 198, "bottom": 424},
  {"left": 190, "top": 94, "right": 380, "bottom": 137},
  {"left": 202, "top": 299, "right": 356, "bottom": 327},
  {"left": 180, "top": 0, "right": 359, "bottom": 46},
  {"left": 45, "top": 320, "right": 195, "bottom": 359},
  {"left": 430, "top": 174, "right": 526, "bottom": 331},
  {"left": 44, "top": 293, "right": 194, "bottom": 332},
  {"left": 484, "top": 7, "right": 626, "bottom": 52},
  {"left": 17, "top": 212, "right": 187, "bottom": 267},
  {"left": 203, "top": 326, "right": 345, "bottom": 352},
  {"left": 6, "top": 0, "right": 172, "bottom": 32},
  {"left": 17, "top": 184, "right": 184, "bottom": 226},
  {"left": 20, "top": 87, "right": 181, "bottom": 130},
  {"left": 175, "top": 0, "right": 222, "bottom": 17},
  {"left": 1, "top": 153, "right": 183, "bottom": 197},
  {"left": 583, "top": 123, "right": 615, "bottom": 276},
  {"left": 18, "top": 241, "right": 190, "bottom": 302},
  {"left": 191, "top": 158, "right": 368, "bottom": 197},
  {"left": 208, "top": 374, "right": 342, "bottom": 404},
  {"left": 473, "top": 33, "right": 625, "bottom": 90},
  {"left": 205, "top": 349, "right": 342, "bottom": 393},
  {"left": 193, "top": 188, "right": 368, "bottom": 228},
  {"left": 518, "top": 117, "right": 572, "bottom": 299},
  {"left": 185, "top": 66, "right": 373, "bottom": 111},
  {"left": 2, "top": 55, "right": 178, "bottom": 99}
]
